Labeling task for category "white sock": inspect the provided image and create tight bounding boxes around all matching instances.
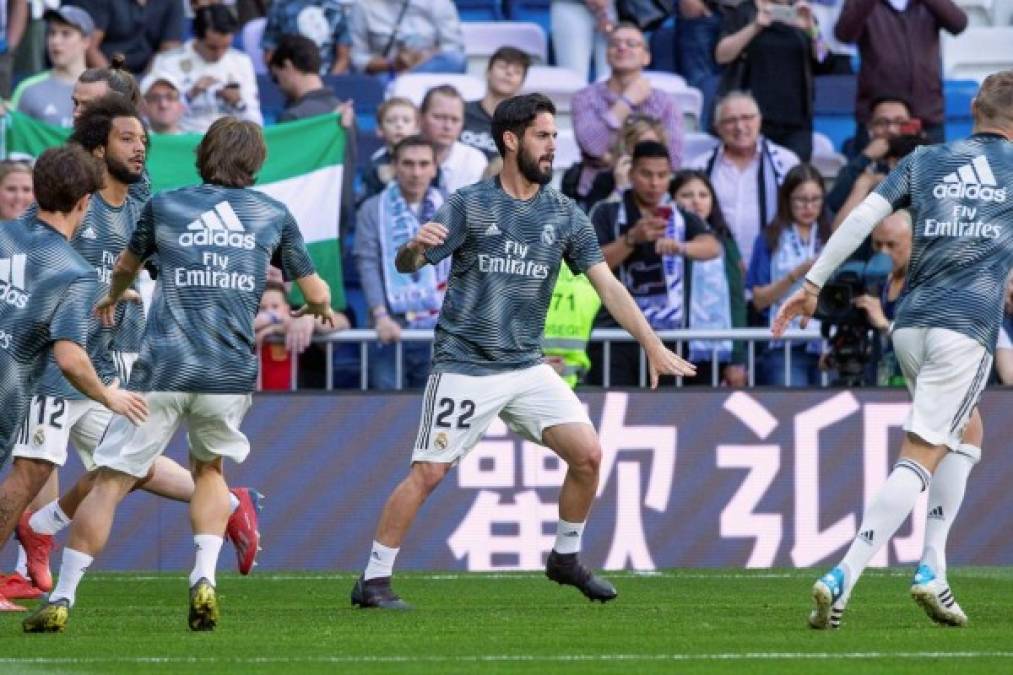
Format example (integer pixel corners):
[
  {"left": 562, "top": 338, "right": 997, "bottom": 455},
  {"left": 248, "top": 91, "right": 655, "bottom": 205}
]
[
  {"left": 189, "top": 534, "right": 224, "bottom": 587},
  {"left": 15, "top": 545, "right": 28, "bottom": 577},
  {"left": 29, "top": 501, "right": 71, "bottom": 535},
  {"left": 228, "top": 492, "right": 240, "bottom": 514},
  {"left": 363, "top": 541, "right": 399, "bottom": 581},
  {"left": 839, "top": 458, "right": 931, "bottom": 594},
  {"left": 920, "top": 447, "right": 977, "bottom": 579},
  {"left": 554, "top": 519, "right": 585, "bottom": 555},
  {"left": 50, "top": 548, "right": 94, "bottom": 607}
]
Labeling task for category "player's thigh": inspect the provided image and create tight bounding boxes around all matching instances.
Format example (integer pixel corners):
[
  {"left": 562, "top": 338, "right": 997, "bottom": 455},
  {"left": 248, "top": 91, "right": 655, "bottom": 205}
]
[
  {"left": 904, "top": 328, "right": 991, "bottom": 451},
  {"left": 11, "top": 396, "right": 90, "bottom": 467},
  {"left": 891, "top": 327, "right": 927, "bottom": 397},
  {"left": 411, "top": 371, "right": 512, "bottom": 465},
  {"left": 69, "top": 402, "right": 114, "bottom": 472},
  {"left": 92, "top": 392, "right": 187, "bottom": 478},
  {"left": 499, "top": 364, "right": 594, "bottom": 447},
  {"left": 186, "top": 394, "right": 253, "bottom": 465}
]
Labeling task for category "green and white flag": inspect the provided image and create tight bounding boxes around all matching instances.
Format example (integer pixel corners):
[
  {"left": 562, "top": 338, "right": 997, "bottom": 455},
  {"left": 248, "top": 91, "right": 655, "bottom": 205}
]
[{"left": 2, "top": 111, "right": 346, "bottom": 309}]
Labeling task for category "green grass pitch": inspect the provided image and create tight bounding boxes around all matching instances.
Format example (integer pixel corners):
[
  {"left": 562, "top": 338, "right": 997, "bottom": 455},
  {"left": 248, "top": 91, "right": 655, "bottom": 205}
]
[{"left": 1, "top": 568, "right": 1011, "bottom": 673}]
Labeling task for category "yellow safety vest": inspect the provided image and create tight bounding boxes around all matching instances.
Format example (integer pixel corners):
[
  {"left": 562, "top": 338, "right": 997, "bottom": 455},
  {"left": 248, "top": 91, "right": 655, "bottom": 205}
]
[{"left": 542, "top": 267, "right": 601, "bottom": 388}]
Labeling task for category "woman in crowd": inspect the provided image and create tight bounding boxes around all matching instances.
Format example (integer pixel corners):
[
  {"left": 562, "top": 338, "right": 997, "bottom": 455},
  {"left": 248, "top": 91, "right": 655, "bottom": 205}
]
[
  {"left": 746, "top": 163, "right": 830, "bottom": 386},
  {"left": 671, "top": 169, "right": 747, "bottom": 387},
  {"left": 0, "top": 160, "right": 33, "bottom": 220}
]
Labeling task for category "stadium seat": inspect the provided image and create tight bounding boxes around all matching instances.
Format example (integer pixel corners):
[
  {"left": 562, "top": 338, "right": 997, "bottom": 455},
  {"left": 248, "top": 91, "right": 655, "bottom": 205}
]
[
  {"left": 519, "top": 65, "right": 584, "bottom": 129},
  {"left": 325, "top": 74, "right": 387, "bottom": 132},
  {"left": 994, "top": 0, "right": 1013, "bottom": 24},
  {"left": 814, "top": 74, "right": 858, "bottom": 152},
  {"left": 671, "top": 87, "right": 703, "bottom": 132},
  {"left": 257, "top": 73, "right": 284, "bottom": 124},
  {"left": 243, "top": 17, "right": 267, "bottom": 75},
  {"left": 387, "top": 73, "right": 486, "bottom": 106},
  {"left": 682, "top": 132, "right": 720, "bottom": 162},
  {"left": 956, "top": 0, "right": 994, "bottom": 25},
  {"left": 942, "top": 27, "right": 1013, "bottom": 82},
  {"left": 504, "top": 0, "right": 552, "bottom": 38},
  {"left": 552, "top": 127, "right": 582, "bottom": 189},
  {"left": 596, "top": 70, "right": 687, "bottom": 92},
  {"left": 811, "top": 131, "right": 847, "bottom": 180},
  {"left": 463, "top": 21, "right": 548, "bottom": 77},
  {"left": 944, "top": 78, "right": 979, "bottom": 140},
  {"left": 454, "top": 0, "right": 503, "bottom": 21}
]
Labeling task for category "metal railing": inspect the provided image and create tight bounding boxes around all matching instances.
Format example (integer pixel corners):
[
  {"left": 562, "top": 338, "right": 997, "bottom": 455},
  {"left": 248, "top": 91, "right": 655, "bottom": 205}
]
[{"left": 262, "top": 328, "right": 827, "bottom": 391}]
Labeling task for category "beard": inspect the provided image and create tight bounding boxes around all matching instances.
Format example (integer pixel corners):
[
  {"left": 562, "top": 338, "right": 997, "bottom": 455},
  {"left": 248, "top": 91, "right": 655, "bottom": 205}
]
[
  {"left": 517, "top": 145, "right": 553, "bottom": 185},
  {"left": 106, "top": 155, "right": 144, "bottom": 185}
]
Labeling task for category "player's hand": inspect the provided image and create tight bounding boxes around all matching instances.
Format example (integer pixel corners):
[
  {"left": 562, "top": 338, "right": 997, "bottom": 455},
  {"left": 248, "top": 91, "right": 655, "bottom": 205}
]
[
  {"left": 292, "top": 300, "right": 336, "bottom": 329},
  {"left": 121, "top": 289, "right": 142, "bottom": 303},
  {"left": 772, "top": 282, "right": 819, "bottom": 337},
  {"left": 285, "top": 314, "right": 316, "bottom": 354},
  {"left": 103, "top": 381, "right": 148, "bottom": 426},
  {"left": 95, "top": 294, "right": 120, "bottom": 327},
  {"left": 646, "top": 342, "right": 697, "bottom": 389},
  {"left": 409, "top": 222, "right": 449, "bottom": 252},
  {"left": 376, "top": 315, "right": 402, "bottom": 344}
]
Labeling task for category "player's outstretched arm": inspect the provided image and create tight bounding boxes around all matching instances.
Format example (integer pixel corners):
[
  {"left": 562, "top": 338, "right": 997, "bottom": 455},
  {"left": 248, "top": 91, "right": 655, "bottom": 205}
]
[
  {"left": 95, "top": 250, "right": 144, "bottom": 326},
  {"left": 585, "top": 262, "right": 697, "bottom": 388},
  {"left": 53, "top": 340, "right": 148, "bottom": 425},
  {"left": 292, "top": 273, "right": 337, "bottom": 327},
  {"left": 395, "top": 221, "right": 448, "bottom": 273}
]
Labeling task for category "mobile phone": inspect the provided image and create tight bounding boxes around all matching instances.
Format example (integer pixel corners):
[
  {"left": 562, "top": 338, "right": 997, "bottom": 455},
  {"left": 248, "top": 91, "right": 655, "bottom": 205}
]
[
  {"left": 768, "top": 3, "right": 798, "bottom": 23},
  {"left": 654, "top": 205, "right": 673, "bottom": 220},
  {"left": 898, "top": 118, "right": 922, "bottom": 135}
]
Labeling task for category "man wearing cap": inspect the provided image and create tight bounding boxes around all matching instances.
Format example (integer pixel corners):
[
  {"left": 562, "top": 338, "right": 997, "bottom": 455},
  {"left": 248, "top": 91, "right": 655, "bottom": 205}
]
[
  {"left": 140, "top": 71, "right": 185, "bottom": 135},
  {"left": 10, "top": 5, "right": 92, "bottom": 128}
]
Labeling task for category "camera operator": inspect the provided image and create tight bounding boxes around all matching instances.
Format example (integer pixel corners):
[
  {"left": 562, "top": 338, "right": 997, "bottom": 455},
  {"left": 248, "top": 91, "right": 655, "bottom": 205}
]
[{"left": 852, "top": 211, "right": 911, "bottom": 385}]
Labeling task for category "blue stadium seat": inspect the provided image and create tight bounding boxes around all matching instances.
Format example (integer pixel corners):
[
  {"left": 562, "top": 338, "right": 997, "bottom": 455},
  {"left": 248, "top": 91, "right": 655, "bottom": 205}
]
[
  {"left": 324, "top": 74, "right": 386, "bottom": 133},
  {"left": 505, "top": 0, "right": 552, "bottom": 43},
  {"left": 649, "top": 19, "right": 677, "bottom": 74},
  {"left": 257, "top": 74, "right": 285, "bottom": 125},
  {"left": 813, "top": 74, "right": 858, "bottom": 151},
  {"left": 455, "top": 0, "right": 503, "bottom": 21},
  {"left": 944, "top": 79, "right": 978, "bottom": 139}
]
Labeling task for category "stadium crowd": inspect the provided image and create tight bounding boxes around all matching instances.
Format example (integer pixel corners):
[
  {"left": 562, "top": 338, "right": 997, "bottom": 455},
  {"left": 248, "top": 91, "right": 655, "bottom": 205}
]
[{"left": 0, "top": 0, "right": 1010, "bottom": 390}]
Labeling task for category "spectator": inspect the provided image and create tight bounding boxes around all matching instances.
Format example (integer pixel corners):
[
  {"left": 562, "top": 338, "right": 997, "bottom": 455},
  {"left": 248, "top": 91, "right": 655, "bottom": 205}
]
[
  {"left": 584, "top": 114, "right": 669, "bottom": 210},
  {"left": 572, "top": 23, "right": 684, "bottom": 206},
  {"left": 355, "top": 135, "right": 443, "bottom": 390},
  {"left": 687, "top": 91, "right": 798, "bottom": 271},
  {"left": 261, "top": 0, "right": 350, "bottom": 76},
  {"left": 76, "top": 0, "right": 183, "bottom": 74},
  {"left": 0, "top": 0, "right": 27, "bottom": 98},
  {"left": 550, "top": 0, "right": 615, "bottom": 81},
  {"left": 11, "top": 6, "right": 92, "bottom": 129},
  {"left": 350, "top": 0, "right": 465, "bottom": 80},
  {"left": 420, "top": 85, "right": 487, "bottom": 195},
  {"left": 140, "top": 72, "right": 185, "bottom": 135},
  {"left": 671, "top": 169, "right": 747, "bottom": 386},
  {"left": 360, "top": 97, "right": 419, "bottom": 203},
  {"left": 835, "top": 0, "right": 966, "bottom": 146},
  {"left": 588, "top": 141, "right": 720, "bottom": 386},
  {"left": 715, "top": 0, "right": 831, "bottom": 160},
  {"left": 148, "top": 5, "right": 262, "bottom": 133},
  {"left": 852, "top": 210, "right": 912, "bottom": 386},
  {"left": 461, "top": 46, "right": 531, "bottom": 160},
  {"left": 997, "top": 272, "right": 1013, "bottom": 385},
  {"left": 827, "top": 97, "right": 913, "bottom": 214},
  {"left": 542, "top": 265, "right": 602, "bottom": 388},
  {"left": 746, "top": 163, "right": 830, "bottom": 386},
  {"left": 0, "top": 159, "right": 32, "bottom": 220},
  {"left": 673, "top": 0, "right": 724, "bottom": 133},
  {"left": 73, "top": 57, "right": 142, "bottom": 117}
]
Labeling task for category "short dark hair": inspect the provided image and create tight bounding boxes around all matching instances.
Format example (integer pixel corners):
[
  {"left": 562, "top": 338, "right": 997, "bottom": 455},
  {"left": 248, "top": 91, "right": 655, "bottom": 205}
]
[
  {"left": 33, "top": 145, "right": 103, "bottom": 213},
  {"left": 631, "top": 140, "right": 670, "bottom": 164},
  {"left": 393, "top": 134, "right": 437, "bottom": 162},
  {"left": 488, "top": 46, "right": 531, "bottom": 74},
  {"left": 420, "top": 85, "right": 463, "bottom": 114},
  {"left": 78, "top": 55, "right": 141, "bottom": 108},
  {"left": 491, "top": 93, "right": 556, "bottom": 157},
  {"left": 70, "top": 94, "right": 144, "bottom": 153},
  {"left": 196, "top": 117, "right": 266, "bottom": 188},
  {"left": 269, "top": 34, "right": 320, "bottom": 75},
  {"left": 869, "top": 95, "right": 912, "bottom": 117},
  {"left": 195, "top": 4, "right": 239, "bottom": 39}
]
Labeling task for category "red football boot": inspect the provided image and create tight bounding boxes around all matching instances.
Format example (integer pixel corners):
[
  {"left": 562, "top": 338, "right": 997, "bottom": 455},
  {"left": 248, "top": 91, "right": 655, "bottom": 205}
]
[
  {"left": 15, "top": 511, "right": 53, "bottom": 592},
  {"left": 0, "top": 589, "right": 26, "bottom": 612},
  {"left": 0, "top": 572, "right": 44, "bottom": 600},
  {"left": 225, "top": 488, "right": 263, "bottom": 575}
]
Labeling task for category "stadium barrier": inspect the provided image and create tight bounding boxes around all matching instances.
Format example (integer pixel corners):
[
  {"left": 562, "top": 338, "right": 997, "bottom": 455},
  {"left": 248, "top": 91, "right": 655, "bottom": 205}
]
[
  {"left": 63, "top": 388, "right": 1012, "bottom": 571},
  {"left": 268, "top": 328, "right": 828, "bottom": 390}
]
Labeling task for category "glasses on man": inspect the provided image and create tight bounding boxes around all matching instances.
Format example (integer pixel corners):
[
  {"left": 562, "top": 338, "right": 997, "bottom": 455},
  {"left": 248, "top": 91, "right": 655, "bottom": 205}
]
[
  {"left": 718, "top": 112, "right": 758, "bottom": 128},
  {"left": 145, "top": 92, "right": 180, "bottom": 104},
  {"left": 870, "top": 116, "right": 909, "bottom": 130},
  {"left": 791, "top": 195, "right": 824, "bottom": 206},
  {"left": 608, "top": 38, "right": 644, "bottom": 50}
]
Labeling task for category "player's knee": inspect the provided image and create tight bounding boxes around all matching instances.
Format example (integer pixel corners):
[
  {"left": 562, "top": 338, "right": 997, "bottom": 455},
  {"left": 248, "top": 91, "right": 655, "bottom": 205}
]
[
  {"left": 569, "top": 442, "right": 602, "bottom": 478},
  {"left": 410, "top": 461, "right": 450, "bottom": 494},
  {"left": 9, "top": 457, "right": 55, "bottom": 494}
]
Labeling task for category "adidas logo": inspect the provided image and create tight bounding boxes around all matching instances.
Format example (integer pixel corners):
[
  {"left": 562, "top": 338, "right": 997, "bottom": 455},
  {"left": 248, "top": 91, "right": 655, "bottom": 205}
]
[
  {"left": 483, "top": 223, "right": 502, "bottom": 237},
  {"left": 179, "top": 201, "right": 255, "bottom": 249},
  {"left": 563, "top": 530, "right": 580, "bottom": 537},
  {"left": 858, "top": 530, "right": 874, "bottom": 544},
  {"left": 0, "top": 254, "right": 29, "bottom": 308},
  {"left": 933, "top": 155, "right": 1007, "bottom": 202},
  {"left": 928, "top": 505, "right": 945, "bottom": 520},
  {"left": 79, "top": 226, "right": 97, "bottom": 240}
]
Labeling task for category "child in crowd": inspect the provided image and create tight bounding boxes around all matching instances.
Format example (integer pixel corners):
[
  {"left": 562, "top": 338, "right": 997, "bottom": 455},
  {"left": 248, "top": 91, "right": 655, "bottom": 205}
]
[
  {"left": 359, "top": 97, "right": 419, "bottom": 204},
  {"left": 255, "top": 281, "right": 295, "bottom": 390}
]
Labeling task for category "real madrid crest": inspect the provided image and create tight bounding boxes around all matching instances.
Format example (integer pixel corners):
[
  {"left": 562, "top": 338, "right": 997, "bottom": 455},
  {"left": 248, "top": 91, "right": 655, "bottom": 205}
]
[
  {"left": 541, "top": 224, "right": 556, "bottom": 246},
  {"left": 32, "top": 427, "right": 45, "bottom": 448},
  {"left": 434, "top": 431, "right": 449, "bottom": 451}
]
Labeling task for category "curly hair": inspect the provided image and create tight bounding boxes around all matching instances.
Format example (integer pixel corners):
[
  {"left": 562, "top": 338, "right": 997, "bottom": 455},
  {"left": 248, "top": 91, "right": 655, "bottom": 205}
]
[{"left": 69, "top": 94, "right": 145, "bottom": 153}]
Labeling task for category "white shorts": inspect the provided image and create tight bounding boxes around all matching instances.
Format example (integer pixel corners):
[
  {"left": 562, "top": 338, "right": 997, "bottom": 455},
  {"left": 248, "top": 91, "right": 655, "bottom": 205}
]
[
  {"left": 892, "top": 327, "right": 992, "bottom": 451},
  {"left": 11, "top": 396, "right": 112, "bottom": 470},
  {"left": 411, "top": 363, "right": 593, "bottom": 465},
  {"left": 92, "top": 392, "right": 253, "bottom": 478}
]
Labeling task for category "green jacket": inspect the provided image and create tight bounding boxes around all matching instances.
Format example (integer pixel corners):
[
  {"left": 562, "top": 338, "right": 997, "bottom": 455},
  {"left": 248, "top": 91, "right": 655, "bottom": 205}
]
[{"left": 542, "top": 267, "right": 602, "bottom": 388}]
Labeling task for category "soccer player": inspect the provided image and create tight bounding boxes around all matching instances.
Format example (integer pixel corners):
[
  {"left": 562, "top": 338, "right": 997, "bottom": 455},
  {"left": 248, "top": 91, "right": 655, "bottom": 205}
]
[
  {"left": 0, "top": 146, "right": 148, "bottom": 612},
  {"left": 773, "top": 70, "right": 1013, "bottom": 629},
  {"left": 11, "top": 97, "right": 265, "bottom": 601},
  {"left": 23, "top": 117, "right": 334, "bottom": 633},
  {"left": 351, "top": 93, "right": 696, "bottom": 610}
]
